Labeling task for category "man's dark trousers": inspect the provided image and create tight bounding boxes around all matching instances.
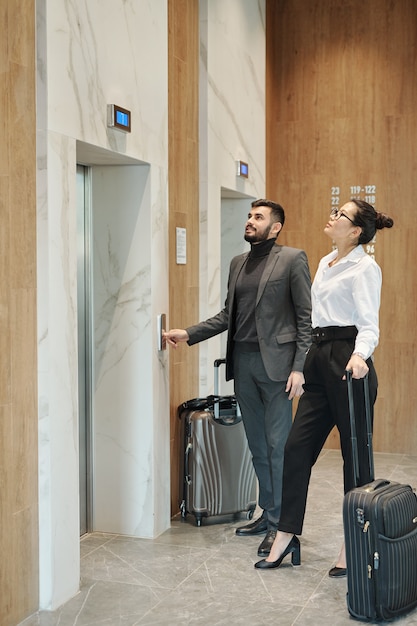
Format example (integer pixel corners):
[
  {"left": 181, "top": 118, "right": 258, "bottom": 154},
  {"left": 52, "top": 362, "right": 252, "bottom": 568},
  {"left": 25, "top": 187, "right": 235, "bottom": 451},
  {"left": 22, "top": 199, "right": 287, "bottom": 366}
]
[{"left": 234, "top": 348, "right": 292, "bottom": 530}]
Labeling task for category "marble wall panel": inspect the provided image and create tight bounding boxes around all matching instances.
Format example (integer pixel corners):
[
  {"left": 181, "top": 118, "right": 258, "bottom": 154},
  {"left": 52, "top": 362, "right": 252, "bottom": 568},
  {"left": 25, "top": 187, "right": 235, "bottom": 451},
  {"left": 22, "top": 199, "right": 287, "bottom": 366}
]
[
  {"left": 198, "top": 0, "right": 266, "bottom": 396},
  {"left": 92, "top": 164, "right": 170, "bottom": 538},
  {"left": 46, "top": 0, "right": 168, "bottom": 166},
  {"left": 37, "top": 133, "right": 80, "bottom": 610},
  {"left": 36, "top": 0, "right": 170, "bottom": 609}
]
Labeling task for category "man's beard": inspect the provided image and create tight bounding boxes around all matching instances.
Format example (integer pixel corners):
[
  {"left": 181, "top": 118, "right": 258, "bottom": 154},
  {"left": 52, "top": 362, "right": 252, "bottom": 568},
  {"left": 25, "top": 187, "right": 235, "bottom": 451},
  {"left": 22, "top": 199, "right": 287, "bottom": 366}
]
[{"left": 244, "top": 224, "right": 272, "bottom": 243}]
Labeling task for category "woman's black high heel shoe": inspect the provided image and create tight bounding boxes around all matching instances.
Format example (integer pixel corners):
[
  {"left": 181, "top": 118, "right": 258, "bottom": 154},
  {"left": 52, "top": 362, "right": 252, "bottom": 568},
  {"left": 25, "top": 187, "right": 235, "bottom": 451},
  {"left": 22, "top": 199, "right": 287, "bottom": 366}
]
[{"left": 254, "top": 535, "right": 300, "bottom": 569}]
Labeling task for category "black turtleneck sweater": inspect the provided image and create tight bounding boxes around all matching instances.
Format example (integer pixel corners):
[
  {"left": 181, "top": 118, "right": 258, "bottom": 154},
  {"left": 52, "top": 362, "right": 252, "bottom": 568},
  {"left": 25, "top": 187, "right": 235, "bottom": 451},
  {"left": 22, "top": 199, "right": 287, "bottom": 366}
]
[{"left": 233, "top": 238, "right": 276, "bottom": 350}]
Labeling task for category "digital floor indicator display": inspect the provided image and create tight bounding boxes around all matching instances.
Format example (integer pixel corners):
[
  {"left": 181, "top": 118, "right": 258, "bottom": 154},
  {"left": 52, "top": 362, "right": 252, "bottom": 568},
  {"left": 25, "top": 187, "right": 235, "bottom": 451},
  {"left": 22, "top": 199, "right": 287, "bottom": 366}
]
[{"left": 107, "top": 104, "right": 131, "bottom": 132}]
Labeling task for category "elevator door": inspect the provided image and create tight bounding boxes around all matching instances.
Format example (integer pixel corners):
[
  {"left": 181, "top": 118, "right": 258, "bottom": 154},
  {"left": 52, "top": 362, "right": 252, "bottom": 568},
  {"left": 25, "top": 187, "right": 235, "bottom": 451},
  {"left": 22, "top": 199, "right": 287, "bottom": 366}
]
[{"left": 77, "top": 164, "right": 92, "bottom": 535}]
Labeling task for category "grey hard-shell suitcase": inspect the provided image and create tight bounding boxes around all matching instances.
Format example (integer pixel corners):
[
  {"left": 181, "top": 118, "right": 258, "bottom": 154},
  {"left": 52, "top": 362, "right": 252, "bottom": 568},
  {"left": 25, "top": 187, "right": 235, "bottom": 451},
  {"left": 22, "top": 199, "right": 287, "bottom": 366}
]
[
  {"left": 343, "top": 371, "right": 417, "bottom": 621},
  {"left": 178, "top": 359, "right": 256, "bottom": 526}
]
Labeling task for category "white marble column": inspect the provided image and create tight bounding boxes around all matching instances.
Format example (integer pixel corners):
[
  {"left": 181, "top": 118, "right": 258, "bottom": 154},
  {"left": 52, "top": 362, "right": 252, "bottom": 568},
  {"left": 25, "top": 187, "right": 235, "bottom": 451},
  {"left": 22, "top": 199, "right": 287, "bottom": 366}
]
[{"left": 37, "top": 0, "right": 170, "bottom": 609}]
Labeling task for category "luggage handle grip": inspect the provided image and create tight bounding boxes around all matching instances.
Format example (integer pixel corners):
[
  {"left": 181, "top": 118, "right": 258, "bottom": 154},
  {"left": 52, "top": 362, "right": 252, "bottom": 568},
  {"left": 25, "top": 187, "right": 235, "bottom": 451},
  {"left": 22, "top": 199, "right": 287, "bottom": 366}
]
[
  {"left": 363, "top": 478, "right": 391, "bottom": 492},
  {"left": 185, "top": 442, "right": 192, "bottom": 485},
  {"left": 213, "top": 359, "right": 241, "bottom": 419}
]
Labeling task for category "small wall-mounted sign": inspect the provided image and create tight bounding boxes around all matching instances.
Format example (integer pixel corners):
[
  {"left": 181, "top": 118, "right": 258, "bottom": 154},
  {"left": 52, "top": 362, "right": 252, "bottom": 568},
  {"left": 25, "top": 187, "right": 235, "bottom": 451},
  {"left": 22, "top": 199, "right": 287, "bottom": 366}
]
[
  {"left": 107, "top": 104, "right": 131, "bottom": 133},
  {"left": 176, "top": 227, "right": 186, "bottom": 264},
  {"left": 236, "top": 160, "right": 249, "bottom": 178}
]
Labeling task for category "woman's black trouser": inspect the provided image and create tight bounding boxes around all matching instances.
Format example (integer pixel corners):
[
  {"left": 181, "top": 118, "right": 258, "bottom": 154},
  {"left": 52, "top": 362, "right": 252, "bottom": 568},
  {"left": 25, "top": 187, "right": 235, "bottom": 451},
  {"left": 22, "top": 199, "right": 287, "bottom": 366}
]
[{"left": 277, "top": 330, "right": 378, "bottom": 536}]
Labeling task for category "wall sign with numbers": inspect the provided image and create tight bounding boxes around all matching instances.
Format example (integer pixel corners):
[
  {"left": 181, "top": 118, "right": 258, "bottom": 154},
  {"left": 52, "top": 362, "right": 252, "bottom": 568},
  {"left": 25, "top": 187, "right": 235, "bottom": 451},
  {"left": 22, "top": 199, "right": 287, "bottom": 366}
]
[{"left": 330, "top": 185, "right": 377, "bottom": 259}]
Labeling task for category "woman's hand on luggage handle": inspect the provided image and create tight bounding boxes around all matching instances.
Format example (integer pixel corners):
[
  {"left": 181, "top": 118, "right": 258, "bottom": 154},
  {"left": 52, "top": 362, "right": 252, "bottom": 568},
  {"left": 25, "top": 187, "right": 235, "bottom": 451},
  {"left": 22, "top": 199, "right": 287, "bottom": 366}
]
[
  {"left": 163, "top": 328, "right": 189, "bottom": 348},
  {"left": 343, "top": 353, "right": 369, "bottom": 379},
  {"left": 286, "top": 371, "right": 305, "bottom": 400}
]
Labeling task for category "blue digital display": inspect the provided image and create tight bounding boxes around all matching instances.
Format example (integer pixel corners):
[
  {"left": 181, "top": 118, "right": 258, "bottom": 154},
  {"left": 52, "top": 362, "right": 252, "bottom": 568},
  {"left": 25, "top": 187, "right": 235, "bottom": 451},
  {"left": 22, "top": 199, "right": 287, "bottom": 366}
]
[
  {"left": 108, "top": 104, "right": 131, "bottom": 132},
  {"left": 237, "top": 161, "right": 249, "bottom": 177},
  {"left": 116, "top": 110, "right": 129, "bottom": 127}
]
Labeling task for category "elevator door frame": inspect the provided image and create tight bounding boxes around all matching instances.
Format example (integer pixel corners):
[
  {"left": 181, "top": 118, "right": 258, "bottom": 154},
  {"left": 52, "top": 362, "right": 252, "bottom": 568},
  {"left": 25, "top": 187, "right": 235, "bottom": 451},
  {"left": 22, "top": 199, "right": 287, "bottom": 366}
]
[{"left": 77, "top": 163, "right": 93, "bottom": 535}]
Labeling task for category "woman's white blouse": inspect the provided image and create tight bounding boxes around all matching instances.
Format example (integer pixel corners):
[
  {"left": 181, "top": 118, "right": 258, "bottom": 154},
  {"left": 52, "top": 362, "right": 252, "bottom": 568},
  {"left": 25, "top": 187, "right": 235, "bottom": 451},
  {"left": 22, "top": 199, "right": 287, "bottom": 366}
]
[{"left": 311, "top": 245, "right": 382, "bottom": 360}]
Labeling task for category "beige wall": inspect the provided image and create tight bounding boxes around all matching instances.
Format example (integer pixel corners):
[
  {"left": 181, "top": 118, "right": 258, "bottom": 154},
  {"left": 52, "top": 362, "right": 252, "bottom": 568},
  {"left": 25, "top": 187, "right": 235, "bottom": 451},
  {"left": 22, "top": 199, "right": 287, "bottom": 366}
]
[
  {"left": 0, "top": 0, "right": 39, "bottom": 623},
  {"left": 266, "top": 0, "right": 417, "bottom": 453}
]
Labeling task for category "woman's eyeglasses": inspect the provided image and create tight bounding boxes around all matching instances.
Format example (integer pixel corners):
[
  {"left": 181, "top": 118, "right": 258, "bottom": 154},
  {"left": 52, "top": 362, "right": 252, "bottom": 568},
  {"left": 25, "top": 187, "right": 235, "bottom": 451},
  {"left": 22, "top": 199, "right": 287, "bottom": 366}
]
[{"left": 330, "top": 208, "right": 357, "bottom": 225}]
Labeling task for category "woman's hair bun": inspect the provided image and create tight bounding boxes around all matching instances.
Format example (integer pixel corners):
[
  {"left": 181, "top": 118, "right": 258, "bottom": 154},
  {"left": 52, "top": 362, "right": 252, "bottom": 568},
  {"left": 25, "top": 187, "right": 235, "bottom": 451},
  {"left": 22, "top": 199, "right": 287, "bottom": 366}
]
[{"left": 376, "top": 212, "right": 394, "bottom": 230}]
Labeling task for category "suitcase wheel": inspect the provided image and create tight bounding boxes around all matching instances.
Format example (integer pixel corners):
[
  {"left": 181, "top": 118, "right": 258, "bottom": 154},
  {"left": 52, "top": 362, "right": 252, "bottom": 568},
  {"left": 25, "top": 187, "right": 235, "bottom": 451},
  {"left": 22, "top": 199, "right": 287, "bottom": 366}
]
[{"left": 179, "top": 500, "right": 187, "bottom": 520}]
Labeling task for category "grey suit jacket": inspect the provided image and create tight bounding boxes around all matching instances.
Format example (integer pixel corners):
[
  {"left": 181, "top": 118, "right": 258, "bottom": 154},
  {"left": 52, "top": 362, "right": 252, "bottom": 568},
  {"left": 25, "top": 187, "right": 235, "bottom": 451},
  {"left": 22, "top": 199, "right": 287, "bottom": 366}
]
[{"left": 186, "top": 243, "right": 312, "bottom": 382}]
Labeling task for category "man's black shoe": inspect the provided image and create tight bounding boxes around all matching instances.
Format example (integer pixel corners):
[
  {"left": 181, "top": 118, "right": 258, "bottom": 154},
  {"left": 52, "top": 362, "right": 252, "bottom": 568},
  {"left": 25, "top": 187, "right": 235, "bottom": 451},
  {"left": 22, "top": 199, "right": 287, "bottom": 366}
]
[
  {"left": 235, "top": 516, "right": 268, "bottom": 536},
  {"left": 257, "top": 530, "right": 277, "bottom": 556}
]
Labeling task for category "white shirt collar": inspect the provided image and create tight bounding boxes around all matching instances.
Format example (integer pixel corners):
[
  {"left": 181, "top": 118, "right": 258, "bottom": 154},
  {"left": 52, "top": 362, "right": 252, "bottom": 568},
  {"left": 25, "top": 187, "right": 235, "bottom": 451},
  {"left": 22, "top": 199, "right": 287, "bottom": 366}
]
[{"left": 328, "top": 245, "right": 365, "bottom": 265}]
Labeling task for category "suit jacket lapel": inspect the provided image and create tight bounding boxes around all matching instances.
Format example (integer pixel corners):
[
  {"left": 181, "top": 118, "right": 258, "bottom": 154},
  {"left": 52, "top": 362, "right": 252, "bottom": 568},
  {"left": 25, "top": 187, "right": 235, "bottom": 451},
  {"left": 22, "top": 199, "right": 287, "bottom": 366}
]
[
  {"left": 256, "top": 244, "right": 281, "bottom": 305},
  {"left": 229, "top": 253, "right": 249, "bottom": 308}
]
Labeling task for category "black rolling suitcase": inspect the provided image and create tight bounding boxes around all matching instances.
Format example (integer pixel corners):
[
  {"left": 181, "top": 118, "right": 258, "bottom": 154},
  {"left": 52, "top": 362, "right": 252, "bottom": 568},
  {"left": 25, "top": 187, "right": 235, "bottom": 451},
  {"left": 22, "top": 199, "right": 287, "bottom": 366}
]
[
  {"left": 343, "top": 371, "right": 417, "bottom": 621},
  {"left": 178, "top": 359, "right": 256, "bottom": 526}
]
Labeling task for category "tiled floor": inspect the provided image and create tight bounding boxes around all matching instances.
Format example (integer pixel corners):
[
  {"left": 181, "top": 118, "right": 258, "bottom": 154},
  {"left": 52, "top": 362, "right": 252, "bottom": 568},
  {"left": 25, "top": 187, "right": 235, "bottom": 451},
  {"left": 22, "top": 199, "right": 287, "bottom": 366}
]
[{"left": 21, "top": 450, "right": 417, "bottom": 625}]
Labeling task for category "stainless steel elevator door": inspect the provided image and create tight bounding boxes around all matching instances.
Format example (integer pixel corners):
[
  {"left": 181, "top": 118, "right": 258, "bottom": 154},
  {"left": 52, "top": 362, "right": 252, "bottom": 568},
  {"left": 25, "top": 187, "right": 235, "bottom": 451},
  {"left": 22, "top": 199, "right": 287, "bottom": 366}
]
[{"left": 77, "top": 164, "right": 92, "bottom": 536}]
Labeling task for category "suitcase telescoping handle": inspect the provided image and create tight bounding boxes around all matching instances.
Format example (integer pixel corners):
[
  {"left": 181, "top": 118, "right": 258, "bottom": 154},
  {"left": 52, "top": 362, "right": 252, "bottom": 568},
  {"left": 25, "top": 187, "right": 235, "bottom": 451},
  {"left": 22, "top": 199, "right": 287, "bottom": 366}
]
[
  {"left": 213, "top": 359, "right": 241, "bottom": 419},
  {"left": 346, "top": 370, "right": 375, "bottom": 487}
]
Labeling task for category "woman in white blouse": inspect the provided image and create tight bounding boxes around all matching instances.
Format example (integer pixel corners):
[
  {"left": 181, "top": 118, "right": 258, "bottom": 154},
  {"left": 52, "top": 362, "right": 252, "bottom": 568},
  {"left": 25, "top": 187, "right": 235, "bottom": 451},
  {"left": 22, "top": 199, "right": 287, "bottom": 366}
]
[{"left": 255, "top": 199, "right": 394, "bottom": 576}]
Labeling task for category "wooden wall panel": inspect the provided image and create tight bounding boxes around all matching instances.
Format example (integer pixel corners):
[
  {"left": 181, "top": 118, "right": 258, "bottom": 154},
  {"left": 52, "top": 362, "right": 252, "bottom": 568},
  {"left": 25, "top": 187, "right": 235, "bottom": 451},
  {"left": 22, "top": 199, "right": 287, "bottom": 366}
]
[
  {"left": 0, "top": 0, "right": 39, "bottom": 623},
  {"left": 168, "top": 0, "right": 200, "bottom": 516},
  {"left": 266, "top": 0, "right": 417, "bottom": 453}
]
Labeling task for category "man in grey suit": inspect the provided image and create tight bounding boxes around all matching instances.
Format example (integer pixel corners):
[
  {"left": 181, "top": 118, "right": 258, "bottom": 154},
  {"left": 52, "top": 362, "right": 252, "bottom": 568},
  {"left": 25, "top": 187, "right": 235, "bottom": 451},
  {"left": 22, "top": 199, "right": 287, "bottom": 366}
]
[{"left": 164, "top": 199, "right": 311, "bottom": 557}]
